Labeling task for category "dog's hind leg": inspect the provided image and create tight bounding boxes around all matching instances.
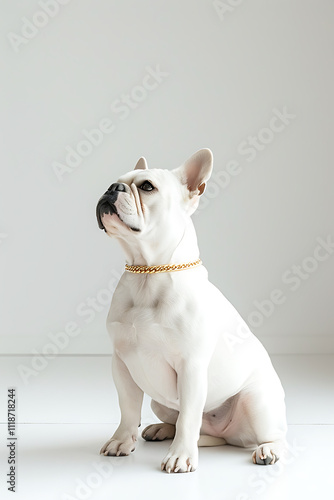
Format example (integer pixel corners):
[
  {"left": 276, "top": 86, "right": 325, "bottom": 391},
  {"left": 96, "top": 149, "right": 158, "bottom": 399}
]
[
  {"left": 247, "top": 385, "right": 287, "bottom": 465},
  {"left": 142, "top": 400, "right": 177, "bottom": 441},
  {"left": 224, "top": 379, "right": 287, "bottom": 465}
]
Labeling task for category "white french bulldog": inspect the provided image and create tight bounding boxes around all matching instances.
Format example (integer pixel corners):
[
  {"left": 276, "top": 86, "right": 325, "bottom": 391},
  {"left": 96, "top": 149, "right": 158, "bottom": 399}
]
[{"left": 96, "top": 149, "right": 287, "bottom": 473}]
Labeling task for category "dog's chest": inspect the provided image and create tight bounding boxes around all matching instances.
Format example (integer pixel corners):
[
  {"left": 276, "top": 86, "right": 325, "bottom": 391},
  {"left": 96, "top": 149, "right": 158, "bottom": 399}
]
[
  {"left": 107, "top": 276, "right": 199, "bottom": 406},
  {"left": 109, "top": 313, "right": 182, "bottom": 407},
  {"left": 110, "top": 275, "right": 194, "bottom": 348},
  {"left": 110, "top": 297, "right": 189, "bottom": 357}
]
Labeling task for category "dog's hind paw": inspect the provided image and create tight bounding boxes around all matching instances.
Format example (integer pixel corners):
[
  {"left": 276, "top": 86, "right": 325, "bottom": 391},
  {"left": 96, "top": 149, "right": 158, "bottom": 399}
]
[
  {"left": 252, "top": 442, "right": 282, "bottom": 465},
  {"left": 142, "top": 423, "right": 175, "bottom": 441}
]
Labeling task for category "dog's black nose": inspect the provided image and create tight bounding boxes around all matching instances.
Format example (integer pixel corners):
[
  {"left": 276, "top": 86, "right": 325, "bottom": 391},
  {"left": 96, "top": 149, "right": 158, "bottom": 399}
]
[{"left": 107, "top": 183, "right": 126, "bottom": 193}]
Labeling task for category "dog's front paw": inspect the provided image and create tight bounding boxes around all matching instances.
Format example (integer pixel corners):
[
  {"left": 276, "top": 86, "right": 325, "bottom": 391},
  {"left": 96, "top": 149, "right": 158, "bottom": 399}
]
[
  {"left": 100, "top": 434, "right": 137, "bottom": 457},
  {"left": 161, "top": 444, "right": 198, "bottom": 473}
]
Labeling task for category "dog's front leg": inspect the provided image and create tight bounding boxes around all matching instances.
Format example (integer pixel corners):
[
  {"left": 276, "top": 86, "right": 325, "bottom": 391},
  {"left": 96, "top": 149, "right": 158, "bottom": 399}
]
[
  {"left": 100, "top": 353, "right": 143, "bottom": 456},
  {"left": 161, "top": 359, "right": 207, "bottom": 473}
]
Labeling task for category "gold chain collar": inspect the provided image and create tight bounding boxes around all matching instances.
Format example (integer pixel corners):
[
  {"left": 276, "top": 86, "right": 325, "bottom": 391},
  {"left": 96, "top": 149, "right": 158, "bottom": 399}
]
[{"left": 125, "top": 259, "right": 202, "bottom": 274}]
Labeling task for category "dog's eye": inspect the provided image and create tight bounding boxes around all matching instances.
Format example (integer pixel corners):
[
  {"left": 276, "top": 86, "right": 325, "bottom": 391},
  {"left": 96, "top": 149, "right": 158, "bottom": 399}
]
[{"left": 139, "top": 181, "right": 154, "bottom": 192}]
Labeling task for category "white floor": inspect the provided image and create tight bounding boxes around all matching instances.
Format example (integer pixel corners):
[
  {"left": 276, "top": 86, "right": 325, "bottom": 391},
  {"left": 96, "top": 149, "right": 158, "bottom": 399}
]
[{"left": 0, "top": 355, "right": 333, "bottom": 500}]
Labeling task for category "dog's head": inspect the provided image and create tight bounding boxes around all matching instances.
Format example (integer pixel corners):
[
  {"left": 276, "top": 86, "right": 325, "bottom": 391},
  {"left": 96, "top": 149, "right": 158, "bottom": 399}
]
[{"left": 96, "top": 149, "right": 213, "bottom": 246}]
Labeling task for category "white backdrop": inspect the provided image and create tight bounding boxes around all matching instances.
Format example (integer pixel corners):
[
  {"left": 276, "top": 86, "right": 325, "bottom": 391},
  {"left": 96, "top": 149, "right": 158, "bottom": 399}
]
[{"left": 1, "top": 0, "right": 334, "bottom": 356}]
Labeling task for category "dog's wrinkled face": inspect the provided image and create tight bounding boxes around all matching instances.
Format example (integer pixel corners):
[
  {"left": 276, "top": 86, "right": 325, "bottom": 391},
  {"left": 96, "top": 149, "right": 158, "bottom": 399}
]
[
  {"left": 96, "top": 149, "right": 213, "bottom": 242},
  {"left": 96, "top": 165, "right": 181, "bottom": 237}
]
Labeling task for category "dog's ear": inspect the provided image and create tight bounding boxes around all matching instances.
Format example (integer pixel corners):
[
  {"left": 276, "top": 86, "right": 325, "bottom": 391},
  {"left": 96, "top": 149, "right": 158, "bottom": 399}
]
[
  {"left": 134, "top": 157, "right": 148, "bottom": 170},
  {"left": 173, "top": 148, "right": 213, "bottom": 197}
]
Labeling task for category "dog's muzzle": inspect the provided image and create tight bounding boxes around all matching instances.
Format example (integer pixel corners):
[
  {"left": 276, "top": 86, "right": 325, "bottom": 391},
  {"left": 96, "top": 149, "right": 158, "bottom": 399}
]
[
  {"left": 96, "top": 183, "right": 126, "bottom": 230},
  {"left": 96, "top": 196, "right": 117, "bottom": 230}
]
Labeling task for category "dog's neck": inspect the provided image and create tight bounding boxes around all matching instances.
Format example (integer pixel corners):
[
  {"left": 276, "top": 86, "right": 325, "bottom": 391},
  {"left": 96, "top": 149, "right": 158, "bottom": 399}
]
[{"left": 117, "top": 218, "right": 200, "bottom": 267}]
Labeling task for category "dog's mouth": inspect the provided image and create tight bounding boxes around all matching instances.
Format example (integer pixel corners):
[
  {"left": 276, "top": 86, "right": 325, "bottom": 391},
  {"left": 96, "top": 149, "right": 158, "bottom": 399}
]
[
  {"left": 96, "top": 194, "right": 141, "bottom": 233},
  {"left": 96, "top": 196, "right": 118, "bottom": 231}
]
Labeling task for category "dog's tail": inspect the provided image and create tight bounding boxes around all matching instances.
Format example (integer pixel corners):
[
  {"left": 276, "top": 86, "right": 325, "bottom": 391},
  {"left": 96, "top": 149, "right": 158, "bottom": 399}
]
[{"left": 198, "top": 435, "right": 226, "bottom": 447}]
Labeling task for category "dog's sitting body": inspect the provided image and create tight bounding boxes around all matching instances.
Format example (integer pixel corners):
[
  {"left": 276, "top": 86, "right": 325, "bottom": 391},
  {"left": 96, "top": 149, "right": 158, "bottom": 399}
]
[{"left": 96, "top": 149, "right": 287, "bottom": 473}]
